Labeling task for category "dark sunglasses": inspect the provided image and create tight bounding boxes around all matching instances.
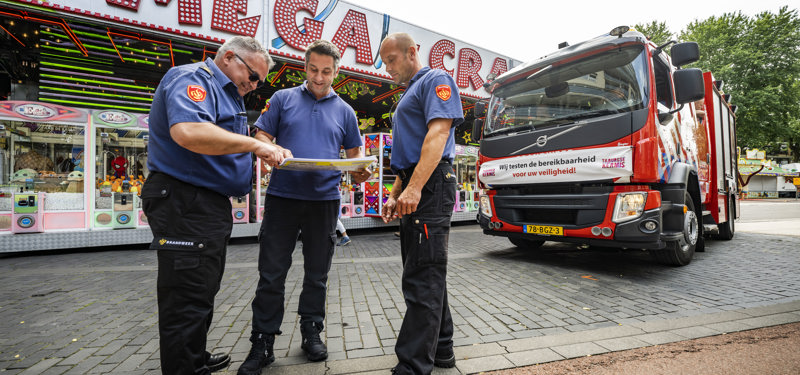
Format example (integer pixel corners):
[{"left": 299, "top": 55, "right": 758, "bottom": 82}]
[{"left": 234, "top": 53, "right": 266, "bottom": 88}]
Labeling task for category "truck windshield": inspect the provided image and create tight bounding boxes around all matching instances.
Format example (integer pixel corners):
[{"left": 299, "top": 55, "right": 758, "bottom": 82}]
[{"left": 484, "top": 45, "right": 649, "bottom": 136}]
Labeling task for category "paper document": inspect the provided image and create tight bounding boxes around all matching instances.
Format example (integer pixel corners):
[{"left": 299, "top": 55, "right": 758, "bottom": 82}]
[{"left": 276, "top": 156, "right": 377, "bottom": 172}]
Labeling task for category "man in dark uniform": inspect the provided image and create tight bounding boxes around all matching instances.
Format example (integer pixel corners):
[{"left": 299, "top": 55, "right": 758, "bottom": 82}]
[
  {"left": 238, "top": 40, "right": 371, "bottom": 375},
  {"left": 379, "top": 33, "right": 464, "bottom": 374},
  {"left": 142, "top": 36, "right": 286, "bottom": 375}
]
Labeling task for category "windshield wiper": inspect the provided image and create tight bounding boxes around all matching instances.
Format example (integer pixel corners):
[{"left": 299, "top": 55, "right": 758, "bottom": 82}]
[
  {"left": 554, "top": 109, "right": 621, "bottom": 122},
  {"left": 487, "top": 124, "right": 537, "bottom": 137}
]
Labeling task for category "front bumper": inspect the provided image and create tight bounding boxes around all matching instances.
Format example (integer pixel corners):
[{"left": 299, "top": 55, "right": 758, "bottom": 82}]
[{"left": 480, "top": 191, "right": 666, "bottom": 249}]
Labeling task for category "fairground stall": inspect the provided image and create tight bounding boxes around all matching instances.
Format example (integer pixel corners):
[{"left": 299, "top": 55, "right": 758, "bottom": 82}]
[
  {"left": 738, "top": 148, "right": 800, "bottom": 199},
  {"left": 0, "top": 0, "right": 520, "bottom": 252}
]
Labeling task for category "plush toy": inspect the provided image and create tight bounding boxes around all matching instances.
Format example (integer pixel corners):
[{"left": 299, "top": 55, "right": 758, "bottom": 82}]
[
  {"left": 112, "top": 156, "right": 127, "bottom": 178},
  {"left": 12, "top": 168, "right": 37, "bottom": 182},
  {"left": 111, "top": 179, "right": 123, "bottom": 193},
  {"left": 15, "top": 150, "right": 54, "bottom": 171},
  {"left": 64, "top": 170, "right": 84, "bottom": 193},
  {"left": 73, "top": 149, "right": 84, "bottom": 172}
]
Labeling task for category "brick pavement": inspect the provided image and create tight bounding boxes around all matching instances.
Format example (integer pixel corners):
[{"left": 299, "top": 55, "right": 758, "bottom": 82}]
[{"left": 1, "top": 226, "right": 799, "bottom": 374}]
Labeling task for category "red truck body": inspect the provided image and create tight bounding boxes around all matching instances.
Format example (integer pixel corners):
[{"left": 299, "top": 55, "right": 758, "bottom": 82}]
[{"left": 474, "top": 27, "right": 738, "bottom": 265}]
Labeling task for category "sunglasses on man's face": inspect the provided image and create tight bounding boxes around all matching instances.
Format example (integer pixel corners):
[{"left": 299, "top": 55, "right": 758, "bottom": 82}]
[{"left": 234, "top": 53, "right": 266, "bottom": 88}]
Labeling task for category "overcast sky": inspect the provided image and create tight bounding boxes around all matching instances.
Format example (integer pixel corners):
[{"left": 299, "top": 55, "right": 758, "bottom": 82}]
[{"left": 345, "top": 0, "right": 794, "bottom": 62}]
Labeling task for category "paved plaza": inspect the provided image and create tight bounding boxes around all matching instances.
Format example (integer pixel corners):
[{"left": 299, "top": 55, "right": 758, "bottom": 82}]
[{"left": 1, "top": 221, "right": 800, "bottom": 374}]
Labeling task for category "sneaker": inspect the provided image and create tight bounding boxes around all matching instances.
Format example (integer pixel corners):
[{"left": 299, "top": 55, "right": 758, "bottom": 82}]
[
  {"left": 434, "top": 347, "right": 456, "bottom": 368},
  {"left": 237, "top": 333, "right": 275, "bottom": 375},
  {"left": 300, "top": 322, "right": 328, "bottom": 362},
  {"left": 337, "top": 236, "right": 351, "bottom": 246}
]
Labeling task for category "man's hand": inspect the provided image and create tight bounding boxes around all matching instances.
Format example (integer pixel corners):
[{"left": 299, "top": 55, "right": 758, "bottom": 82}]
[
  {"left": 253, "top": 129, "right": 291, "bottom": 166},
  {"left": 350, "top": 167, "right": 371, "bottom": 184},
  {"left": 381, "top": 196, "right": 399, "bottom": 223},
  {"left": 254, "top": 142, "right": 285, "bottom": 167},
  {"left": 395, "top": 187, "right": 422, "bottom": 217},
  {"left": 279, "top": 147, "right": 293, "bottom": 159}
]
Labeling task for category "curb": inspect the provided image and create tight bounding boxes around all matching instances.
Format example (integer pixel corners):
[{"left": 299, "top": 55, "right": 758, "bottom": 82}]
[{"left": 222, "top": 300, "right": 800, "bottom": 374}]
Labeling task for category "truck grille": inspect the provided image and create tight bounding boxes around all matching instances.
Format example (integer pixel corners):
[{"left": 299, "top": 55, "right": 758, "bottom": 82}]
[{"left": 492, "top": 184, "right": 612, "bottom": 227}]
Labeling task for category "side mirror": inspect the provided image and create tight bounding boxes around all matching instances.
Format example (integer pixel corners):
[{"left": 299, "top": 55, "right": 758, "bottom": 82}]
[
  {"left": 658, "top": 112, "right": 674, "bottom": 124},
  {"left": 673, "top": 68, "right": 705, "bottom": 104},
  {"left": 474, "top": 101, "right": 486, "bottom": 117},
  {"left": 670, "top": 42, "right": 699, "bottom": 67},
  {"left": 472, "top": 118, "right": 484, "bottom": 142}
]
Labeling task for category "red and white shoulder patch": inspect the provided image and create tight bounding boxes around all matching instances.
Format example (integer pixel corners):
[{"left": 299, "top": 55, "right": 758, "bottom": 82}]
[
  {"left": 435, "top": 84, "right": 451, "bottom": 101},
  {"left": 187, "top": 85, "right": 207, "bottom": 102}
]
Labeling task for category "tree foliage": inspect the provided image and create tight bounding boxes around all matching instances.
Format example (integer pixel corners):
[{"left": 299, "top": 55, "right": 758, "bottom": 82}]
[
  {"left": 678, "top": 7, "right": 800, "bottom": 161},
  {"left": 634, "top": 21, "right": 674, "bottom": 46}
]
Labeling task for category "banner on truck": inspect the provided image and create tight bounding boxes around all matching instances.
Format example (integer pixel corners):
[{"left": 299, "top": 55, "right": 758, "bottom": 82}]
[{"left": 479, "top": 146, "right": 633, "bottom": 186}]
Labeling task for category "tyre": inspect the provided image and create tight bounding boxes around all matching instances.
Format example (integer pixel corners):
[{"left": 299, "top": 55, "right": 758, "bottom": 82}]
[
  {"left": 652, "top": 191, "right": 698, "bottom": 266},
  {"left": 715, "top": 195, "right": 735, "bottom": 240},
  {"left": 509, "top": 237, "right": 545, "bottom": 250}
]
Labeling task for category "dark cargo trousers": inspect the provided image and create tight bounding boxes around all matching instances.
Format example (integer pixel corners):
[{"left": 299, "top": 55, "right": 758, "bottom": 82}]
[
  {"left": 394, "top": 162, "right": 456, "bottom": 375},
  {"left": 250, "top": 194, "right": 339, "bottom": 335},
  {"left": 141, "top": 172, "right": 233, "bottom": 375}
]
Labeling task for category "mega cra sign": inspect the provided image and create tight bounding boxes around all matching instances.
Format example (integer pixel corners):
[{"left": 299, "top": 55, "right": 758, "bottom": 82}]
[{"left": 10, "top": 0, "right": 520, "bottom": 97}]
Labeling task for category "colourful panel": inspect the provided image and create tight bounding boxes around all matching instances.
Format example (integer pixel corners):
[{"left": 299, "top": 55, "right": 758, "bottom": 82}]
[
  {"left": 382, "top": 183, "right": 392, "bottom": 197},
  {"left": 366, "top": 182, "right": 379, "bottom": 195},
  {"left": 365, "top": 196, "right": 379, "bottom": 214},
  {"left": 365, "top": 134, "right": 379, "bottom": 149}
]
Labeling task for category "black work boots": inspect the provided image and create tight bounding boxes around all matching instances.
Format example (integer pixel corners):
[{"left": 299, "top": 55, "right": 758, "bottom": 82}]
[
  {"left": 300, "top": 321, "right": 328, "bottom": 362},
  {"left": 237, "top": 333, "right": 275, "bottom": 375},
  {"left": 237, "top": 323, "right": 326, "bottom": 373}
]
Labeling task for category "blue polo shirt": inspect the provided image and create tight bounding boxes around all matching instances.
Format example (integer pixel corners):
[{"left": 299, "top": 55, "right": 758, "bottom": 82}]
[
  {"left": 147, "top": 58, "right": 251, "bottom": 197},
  {"left": 390, "top": 67, "right": 464, "bottom": 170},
  {"left": 255, "top": 83, "right": 362, "bottom": 200}
]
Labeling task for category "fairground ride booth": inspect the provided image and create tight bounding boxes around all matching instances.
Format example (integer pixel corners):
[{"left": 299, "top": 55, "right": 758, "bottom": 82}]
[
  {"left": 0, "top": 0, "right": 520, "bottom": 252},
  {"left": 0, "top": 101, "right": 157, "bottom": 252}
]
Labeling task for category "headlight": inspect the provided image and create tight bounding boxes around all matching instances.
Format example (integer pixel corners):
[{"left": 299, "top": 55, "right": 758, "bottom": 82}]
[
  {"left": 480, "top": 195, "right": 492, "bottom": 217},
  {"left": 612, "top": 192, "right": 647, "bottom": 223}
]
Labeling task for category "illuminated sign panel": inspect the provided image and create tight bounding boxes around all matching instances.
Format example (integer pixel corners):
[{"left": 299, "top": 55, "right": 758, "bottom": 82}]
[{"left": 10, "top": 0, "right": 520, "bottom": 97}]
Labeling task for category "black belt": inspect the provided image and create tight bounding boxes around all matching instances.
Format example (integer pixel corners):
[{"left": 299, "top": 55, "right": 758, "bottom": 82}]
[{"left": 394, "top": 159, "right": 452, "bottom": 182}]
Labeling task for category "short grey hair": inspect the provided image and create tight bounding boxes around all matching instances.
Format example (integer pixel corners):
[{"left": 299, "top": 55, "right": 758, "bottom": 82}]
[
  {"left": 217, "top": 36, "right": 274, "bottom": 70},
  {"left": 305, "top": 40, "right": 341, "bottom": 69}
]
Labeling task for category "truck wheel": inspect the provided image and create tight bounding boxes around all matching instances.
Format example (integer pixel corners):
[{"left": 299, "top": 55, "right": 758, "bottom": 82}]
[
  {"left": 509, "top": 237, "right": 545, "bottom": 250},
  {"left": 653, "top": 192, "right": 698, "bottom": 266},
  {"left": 715, "top": 195, "right": 735, "bottom": 240}
]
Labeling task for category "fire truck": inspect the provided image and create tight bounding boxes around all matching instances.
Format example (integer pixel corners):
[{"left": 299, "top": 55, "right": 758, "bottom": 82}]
[{"left": 473, "top": 26, "right": 738, "bottom": 266}]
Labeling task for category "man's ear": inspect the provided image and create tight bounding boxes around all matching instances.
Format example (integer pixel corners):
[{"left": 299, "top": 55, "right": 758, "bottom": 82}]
[{"left": 221, "top": 50, "right": 235, "bottom": 66}]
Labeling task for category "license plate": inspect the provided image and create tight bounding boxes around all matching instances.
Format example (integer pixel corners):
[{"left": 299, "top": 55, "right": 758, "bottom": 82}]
[{"left": 524, "top": 225, "right": 563, "bottom": 236}]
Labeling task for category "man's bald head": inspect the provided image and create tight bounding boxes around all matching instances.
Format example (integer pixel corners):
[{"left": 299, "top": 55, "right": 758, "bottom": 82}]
[
  {"left": 379, "top": 33, "right": 422, "bottom": 85},
  {"left": 382, "top": 32, "right": 416, "bottom": 54}
]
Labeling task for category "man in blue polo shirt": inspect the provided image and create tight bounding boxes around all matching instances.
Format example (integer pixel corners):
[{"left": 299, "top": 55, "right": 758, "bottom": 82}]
[
  {"left": 379, "top": 32, "right": 464, "bottom": 375},
  {"left": 238, "top": 40, "right": 370, "bottom": 375},
  {"left": 143, "top": 36, "right": 285, "bottom": 375}
]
